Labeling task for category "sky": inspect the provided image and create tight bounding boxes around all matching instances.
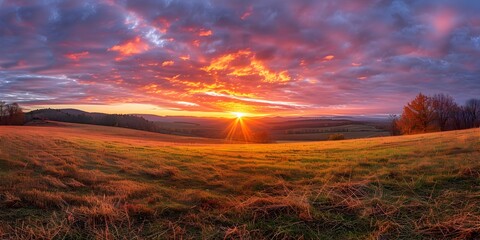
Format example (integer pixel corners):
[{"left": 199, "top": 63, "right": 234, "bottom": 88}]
[{"left": 1, "top": 0, "right": 479, "bottom": 117}]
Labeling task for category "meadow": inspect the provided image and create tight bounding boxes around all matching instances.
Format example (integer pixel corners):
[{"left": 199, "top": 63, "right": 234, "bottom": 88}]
[
  {"left": 0, "top": 122, "right": 479, "bottom": 239},
  {"left": 272, "top": 124, "right": 389, "bottom": 141}
]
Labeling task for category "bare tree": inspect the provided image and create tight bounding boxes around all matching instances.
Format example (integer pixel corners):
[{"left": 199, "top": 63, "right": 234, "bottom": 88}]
[
  {"left": 431, "top": 93, "right": 457, "bottom": 131},
  {"left": 450, "top": 105, "right": 466, "bottom": 130},
  {"left": 0, "top": 101, "right": 5, "bottom": 122},
  {"left": 0, "top": 102, "right": 25, "bottom": 125},
  {"left": 465, "top": 99, "right": 480, "bottom": 128}
]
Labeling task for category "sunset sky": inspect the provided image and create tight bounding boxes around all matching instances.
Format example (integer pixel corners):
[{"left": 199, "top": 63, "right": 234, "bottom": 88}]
[{"left": 1, "top": 0, "right": 479, "bottom": 117}]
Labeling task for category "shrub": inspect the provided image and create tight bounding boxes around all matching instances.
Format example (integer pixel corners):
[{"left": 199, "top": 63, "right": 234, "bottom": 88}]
[{"left": 328, "top": 133, "right": 345, "bottom": 141}]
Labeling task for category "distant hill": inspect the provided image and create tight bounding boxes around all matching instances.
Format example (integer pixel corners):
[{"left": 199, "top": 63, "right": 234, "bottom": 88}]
[
  {"left": 25, "top": 108, "right": 391, "bottom": 142},
  {"left": 26, "top": 108, "right": 162, "bottom": 133},
  {"left": 57, "top": 108, "right": 89, "bottom": 115},
  {"left": 133, "top": 114, "right": 228, "bottom": 125}
]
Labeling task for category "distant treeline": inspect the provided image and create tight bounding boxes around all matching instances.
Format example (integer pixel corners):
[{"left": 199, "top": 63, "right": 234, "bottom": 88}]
[
  {"left": 26, "top": 108, "right": 167, "bottom": 133},
  {"left": 286, "top": 127, "right": 356, "bottom": 134},
  {"left": 271, "top": 120, "right": 353, "bottom": 131},
  {"left": 391, "top": 93, "right": 480, "bottom": 135},
  {"left": 0, "top": 102, "right": 25, "bottom": 125}
]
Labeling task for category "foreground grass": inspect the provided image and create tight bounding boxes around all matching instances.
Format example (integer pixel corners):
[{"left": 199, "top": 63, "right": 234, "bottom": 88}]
[{"left": 0, "top": 122, "right": 479, "bottom": 239}]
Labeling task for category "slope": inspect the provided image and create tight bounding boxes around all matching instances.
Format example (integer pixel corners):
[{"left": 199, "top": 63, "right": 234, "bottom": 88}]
[{"left": 0, "top": 123, "right": 479, "bottom": 239}]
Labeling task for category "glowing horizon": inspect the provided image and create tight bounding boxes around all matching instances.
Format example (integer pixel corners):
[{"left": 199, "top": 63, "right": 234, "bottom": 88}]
[
  {"left": 1, "top": 1, "right": 480, "bottom": 117},
  {"left": 232, "top": 112, "right": 245, "bottom": 119}
]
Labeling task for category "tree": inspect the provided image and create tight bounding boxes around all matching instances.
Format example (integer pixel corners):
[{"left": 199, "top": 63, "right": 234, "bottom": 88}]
[
  {"left": 0, "top": 101, "right": 5, "bottom": 122},
  {"left": 388, "top": 114, "right": 400, "bottom": 136},
  {"left": 450, "top": 105, "right": 467, "bottom": 130},
  {"left": 6, "top": 103, "right": 25, "bottom": 125},
  {"left": 0, "top": 102, "right": 25, "bottom": 125},
  {"left": 431, "top": 93, "right": 457, "bottom": 131},
  {"left": 398, "top": 93, "right": 436, "bottom": 134},
  {"left": 464, "top": 99, "right": 480, "bottom": 128}
]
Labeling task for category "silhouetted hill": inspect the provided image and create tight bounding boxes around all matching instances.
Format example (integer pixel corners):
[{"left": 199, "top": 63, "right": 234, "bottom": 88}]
[
  {"left": 26, "top": 108, "right": 160, "bottom": 133},
  {"left": 133, "top": 114, "right": 227, "bottom": 125},
  {"left": 58, "top": 108, "right": 89, "bottom": 115}
]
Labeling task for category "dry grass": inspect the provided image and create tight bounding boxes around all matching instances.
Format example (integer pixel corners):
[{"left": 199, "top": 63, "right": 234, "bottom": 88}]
[
  {"left": 0, "top": 123, "right": 479, "bottom": 239},
  {"left": 232, "top": 192, "right": 312, "bottom": 221},
  {"left": 140, "top": 166, "right": 179, "bottom": 179}
]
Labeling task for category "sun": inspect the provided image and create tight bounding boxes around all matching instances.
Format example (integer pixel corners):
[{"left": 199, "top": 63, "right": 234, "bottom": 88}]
[
  {"left": 226, "top": 111, "right": 253, "bottom": 142},
  {"left": 232, "top": 112, "right": 245, "bottom": 119}
]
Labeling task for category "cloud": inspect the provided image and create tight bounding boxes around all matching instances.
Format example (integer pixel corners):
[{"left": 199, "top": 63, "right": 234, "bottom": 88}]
[
  {"left": 202, "top": 50, "right": 291, "bottom": 84},
  {"left": 65, "top": 51, "right": 89, "bottom": 61},
  {"left": 198, "top": 29, "right": 212, "bottom": 37},
  {"left": 323, "top": 55, "right": 335, "bottom": 61},
  {"left": 161, "top": 60, "right": 174, "bottom": 67},
  {"left": 204, "top": 91, "right": 310, "bottom": 108},
  {"left": 1, "top": 0, "right": 480, "bottom": 116},
  {"left": 108, "top": 37, "right": 150, "bottom": 59}
]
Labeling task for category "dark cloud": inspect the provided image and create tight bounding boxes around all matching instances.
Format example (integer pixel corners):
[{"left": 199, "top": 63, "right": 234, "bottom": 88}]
[{"left": 1, "top": 0, "right": 479, "bottom": 116}]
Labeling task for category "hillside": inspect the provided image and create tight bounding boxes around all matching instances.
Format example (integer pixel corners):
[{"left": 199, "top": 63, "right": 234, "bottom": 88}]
[
  {"left": 0, "top": 123, "right": 479, "bottom": 239},
  {"left": 26, "top": 108, "right": 390, "bottom": 141},
  {"left": 19, "top": 121, "right": 225, "bottom": 144},
  {"left": 26, "top": 109, "right": 163, "bottom": 134}
]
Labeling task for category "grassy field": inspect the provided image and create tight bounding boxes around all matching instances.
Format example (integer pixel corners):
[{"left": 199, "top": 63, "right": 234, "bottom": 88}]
[
  {"left": 0, "top": 122, "right": 479, "bottom": 239},
  {"left": 272, "top": 124, "right": 389, "bottom": 141}
]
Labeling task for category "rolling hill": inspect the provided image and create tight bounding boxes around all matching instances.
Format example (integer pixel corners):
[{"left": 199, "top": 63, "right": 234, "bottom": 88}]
[
  {"left": 26, "top": 108, "right": 390, "bottom": 142},
  {"left": 0, "top": 123, "right": 479, "bottom": 239}
]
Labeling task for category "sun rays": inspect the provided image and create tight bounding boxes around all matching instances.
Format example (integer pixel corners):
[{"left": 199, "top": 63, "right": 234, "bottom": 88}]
[{"left": 225, "top": 112, "right": 253, "bottom": 142}]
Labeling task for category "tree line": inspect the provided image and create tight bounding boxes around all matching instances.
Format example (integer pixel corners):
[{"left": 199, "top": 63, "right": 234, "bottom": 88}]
[
  {"left": 26, "top": 108, "right": 162, "bottom": 132},
  {"left": 391, "top": 93, "right": 480, "bottom": 135},
  {"left": 0, "top": 102, "right": 25, "bottom": 125}
]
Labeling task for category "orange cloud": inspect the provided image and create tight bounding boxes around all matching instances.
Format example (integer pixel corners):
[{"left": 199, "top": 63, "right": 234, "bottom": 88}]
[
  {"left": 199, "top": 29, "right": 212, "bottom": 37},
  {"left": 215, "top": 101, "right": 255, "bottom": 114},
  {"left": 323, "top": 55, "right": 335, "bottom": 61},
  {"left": 108, "top": 37, "right": 149, "bottom": 59},
  {"left": 205, "top": 91, "right": 308, "bottom": 108},
  {"left": 202, "top": 50, "right": 291, "bottom": 83},
  {"left": 162, "top": 60, "right": 174, "bottom": 67},
  {"left": 179, "top": 55, "right": 190, "bottom": 61},
  {"left": 65, "top": 51, "right": 89, "bottom": 61},
  {"left": 142, "top": 83, "right": 180, "bottom": 96}
]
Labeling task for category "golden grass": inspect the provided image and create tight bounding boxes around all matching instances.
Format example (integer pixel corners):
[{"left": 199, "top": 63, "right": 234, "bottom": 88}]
[{"left": 0, "top": 123, "right": 479, "bottom": 239}]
